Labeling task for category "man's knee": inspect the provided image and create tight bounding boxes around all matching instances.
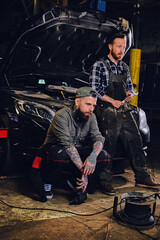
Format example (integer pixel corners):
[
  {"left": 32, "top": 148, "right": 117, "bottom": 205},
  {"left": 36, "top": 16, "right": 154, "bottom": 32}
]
[{"left": 98, "top": 150, "right": 111, "bottom": 161}]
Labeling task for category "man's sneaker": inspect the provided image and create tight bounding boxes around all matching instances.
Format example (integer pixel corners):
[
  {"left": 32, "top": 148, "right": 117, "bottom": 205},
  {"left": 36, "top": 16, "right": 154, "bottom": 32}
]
[
  {"left": 136, "top": 180, "right": 160, "bottom": 189},
  {"left": 101, "top": 184, "right": 115, "bottom": 196},
  {"left": 44, "top": 184, "right": 53, "bottom": 199}
]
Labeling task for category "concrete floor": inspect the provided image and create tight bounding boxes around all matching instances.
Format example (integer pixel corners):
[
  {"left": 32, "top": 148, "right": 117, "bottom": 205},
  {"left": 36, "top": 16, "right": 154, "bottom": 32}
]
[{"left": 0, "top": 127, "right": 160, "bottom": 240}]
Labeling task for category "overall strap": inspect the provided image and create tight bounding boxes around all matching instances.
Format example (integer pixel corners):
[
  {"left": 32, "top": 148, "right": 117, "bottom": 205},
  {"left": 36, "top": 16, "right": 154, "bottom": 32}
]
[{"left": 100, "top": 58, "right": 128, "bottom": 75}]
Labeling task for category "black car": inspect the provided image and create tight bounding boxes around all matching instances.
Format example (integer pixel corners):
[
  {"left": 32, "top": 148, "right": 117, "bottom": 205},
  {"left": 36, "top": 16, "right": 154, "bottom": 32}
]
[{"left": 0, "top": 6, "right": 149, "bottom": 175}]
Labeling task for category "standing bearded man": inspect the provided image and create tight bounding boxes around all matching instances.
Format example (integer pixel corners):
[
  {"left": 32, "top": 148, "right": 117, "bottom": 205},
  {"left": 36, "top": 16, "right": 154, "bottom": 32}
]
[{"left": 89, "top": 33, "right": 160, "bottom": 194}]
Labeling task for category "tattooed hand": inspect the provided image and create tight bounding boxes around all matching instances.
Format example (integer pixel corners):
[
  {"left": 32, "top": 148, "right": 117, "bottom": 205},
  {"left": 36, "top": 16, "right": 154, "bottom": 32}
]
[
  {"left": 83, "top": 155, "right": 96, "bottom": 175},
  {"left": 76, "top": 174, "right": 88, "bottom": 192},
  {"left": 83, "top": 141, "right": 103, "bottom": 175}
]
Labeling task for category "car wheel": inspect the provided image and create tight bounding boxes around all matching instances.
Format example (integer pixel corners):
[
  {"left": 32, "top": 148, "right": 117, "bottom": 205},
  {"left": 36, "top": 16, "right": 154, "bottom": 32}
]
[{"left": 0, "top": 115, "right": 12, "bottom": 175}]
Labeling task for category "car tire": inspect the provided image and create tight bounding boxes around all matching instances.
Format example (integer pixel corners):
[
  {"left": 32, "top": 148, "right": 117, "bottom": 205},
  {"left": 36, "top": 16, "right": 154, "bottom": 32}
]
[{"left": 0, "top": 115, "right": 13, "bottom": 175}]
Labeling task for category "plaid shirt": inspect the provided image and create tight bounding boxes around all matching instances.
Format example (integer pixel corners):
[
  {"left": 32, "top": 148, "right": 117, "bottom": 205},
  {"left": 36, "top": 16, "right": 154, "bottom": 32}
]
[{"left": 89, "top": 58, "right": 133, "bottom": 99}]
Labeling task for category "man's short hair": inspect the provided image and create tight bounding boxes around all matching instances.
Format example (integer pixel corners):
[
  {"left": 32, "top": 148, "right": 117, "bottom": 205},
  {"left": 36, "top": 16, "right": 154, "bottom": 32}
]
[
  {"left": 76, "top": 87, "right": 97, "bottom": 98},
  {"left": 108, "top": 33, "right": 126, "bottom": 44}
]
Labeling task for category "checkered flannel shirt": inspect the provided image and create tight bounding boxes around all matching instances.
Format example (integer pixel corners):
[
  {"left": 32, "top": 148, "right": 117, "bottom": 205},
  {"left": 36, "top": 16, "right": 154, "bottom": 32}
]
[{"left": 89, "top": 58, "right": 133, "bottom": 99}]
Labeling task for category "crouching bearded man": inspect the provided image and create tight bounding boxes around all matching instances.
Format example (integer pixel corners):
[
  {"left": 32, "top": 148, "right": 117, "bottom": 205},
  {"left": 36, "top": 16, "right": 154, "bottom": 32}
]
[{"left": 31, "top": 87, "right": 112, "bottom": 204}]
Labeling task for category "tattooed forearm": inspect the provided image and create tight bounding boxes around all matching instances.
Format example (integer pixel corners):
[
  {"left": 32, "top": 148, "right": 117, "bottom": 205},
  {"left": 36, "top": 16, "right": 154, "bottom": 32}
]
[
  {"left": 66, "top": 146, "right": 83, "bottom": 171},
  {"left": 87, "top": 141, "right": 103, "bottom": 164},
  {"left": 92, "top": 141, "right": 103, "bottom": 157}
]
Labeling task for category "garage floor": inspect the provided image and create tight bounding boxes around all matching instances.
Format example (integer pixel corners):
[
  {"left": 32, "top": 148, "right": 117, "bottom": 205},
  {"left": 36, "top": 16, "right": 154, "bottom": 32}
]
[{"left": 0, "top": 127, "right": 160, "bottom": 240}]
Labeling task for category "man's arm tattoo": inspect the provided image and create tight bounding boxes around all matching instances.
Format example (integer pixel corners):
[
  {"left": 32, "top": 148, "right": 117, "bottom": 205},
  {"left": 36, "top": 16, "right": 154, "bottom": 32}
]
[
  {"left": 92, "top": 141, "right": 103, "bottom": 155},
  {"left": 88, "top": 141, "right": 103, "bottom": 164},
  {"left": 66, "top": 146, "right": 83, "bottom": 171}
]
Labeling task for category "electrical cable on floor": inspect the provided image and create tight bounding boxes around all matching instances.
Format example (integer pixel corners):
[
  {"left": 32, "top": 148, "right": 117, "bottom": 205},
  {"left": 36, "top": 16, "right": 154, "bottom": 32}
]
[
  {"left": 155, "top": 215, "right": 160, "bottom": 225},
  {"left": 1, "top": 193, "right": 160, "bottom": 239},
  {"left": 0, "top": 198, "right": 118, "bottom": 217},
  {"left": 134, "top": 225, "right": 159, "bottom": 240}
]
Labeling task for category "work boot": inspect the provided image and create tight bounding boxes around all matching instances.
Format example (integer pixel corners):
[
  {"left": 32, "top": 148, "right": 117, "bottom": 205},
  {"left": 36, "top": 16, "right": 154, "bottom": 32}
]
[
  {"left": 100, "top": 184, "right": 115, "bottom": 196},
  {"left": 136, "top": 179, "right": 160, "bottom": 189}
]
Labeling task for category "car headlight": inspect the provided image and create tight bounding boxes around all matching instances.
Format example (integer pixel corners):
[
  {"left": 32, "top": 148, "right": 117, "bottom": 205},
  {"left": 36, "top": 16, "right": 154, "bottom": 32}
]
[{"left": 15, "top": 100, "right": 55, "bottom": 123}]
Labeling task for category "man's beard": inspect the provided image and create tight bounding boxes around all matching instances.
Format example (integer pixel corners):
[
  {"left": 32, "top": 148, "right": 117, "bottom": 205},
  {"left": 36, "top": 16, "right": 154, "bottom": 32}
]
[
  {"left": 76, "top": 108, "right": 90, "bottom": 122},
  {"left": 111, "top": 50, "right": 123, "bottom": 61}
]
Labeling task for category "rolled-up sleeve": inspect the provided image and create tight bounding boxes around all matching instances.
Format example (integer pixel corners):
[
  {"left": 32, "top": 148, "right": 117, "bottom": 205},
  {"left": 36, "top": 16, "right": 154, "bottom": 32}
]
[{"left": 89, "top": 61, "right": 107, "bottom": 99}]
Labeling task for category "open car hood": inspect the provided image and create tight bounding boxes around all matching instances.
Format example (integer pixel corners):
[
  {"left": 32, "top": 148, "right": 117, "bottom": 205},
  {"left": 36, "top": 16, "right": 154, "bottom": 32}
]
[{"left": 1, "top": 6, "right": 133, "bottom": 88}]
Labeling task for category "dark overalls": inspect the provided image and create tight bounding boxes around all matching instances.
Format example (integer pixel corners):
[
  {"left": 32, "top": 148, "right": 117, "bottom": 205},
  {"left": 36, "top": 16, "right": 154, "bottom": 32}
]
[{"left": 96, "top": 61, "right": 150, "bottom": 184}]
